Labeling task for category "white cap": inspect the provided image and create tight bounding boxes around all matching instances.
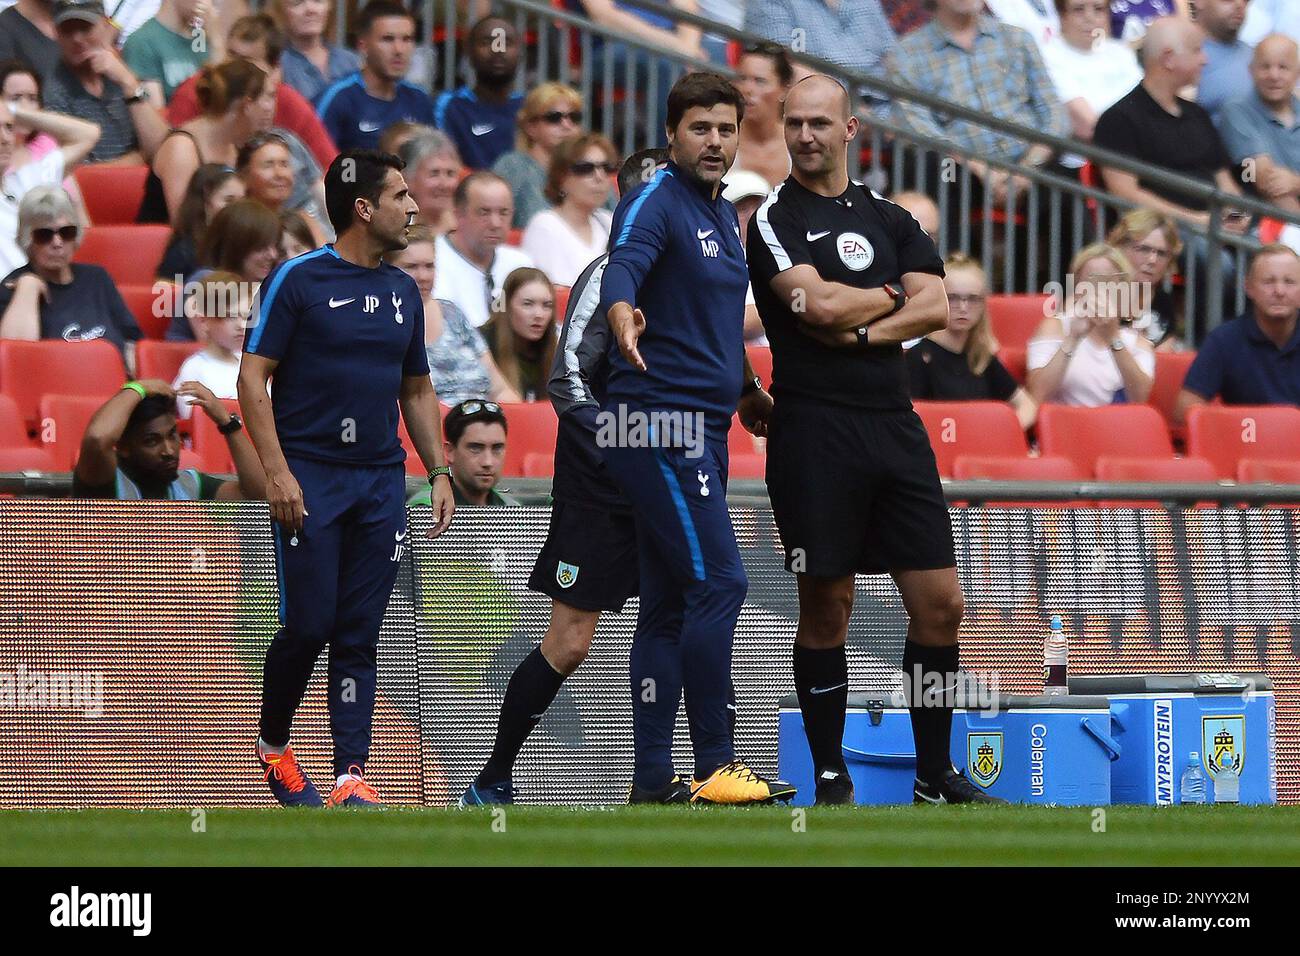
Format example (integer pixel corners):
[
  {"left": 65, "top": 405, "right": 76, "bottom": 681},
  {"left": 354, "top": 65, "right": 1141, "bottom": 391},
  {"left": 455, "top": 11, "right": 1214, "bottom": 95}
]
[{"left": 722, "top": 169, "right": 771, "bottom": 205}]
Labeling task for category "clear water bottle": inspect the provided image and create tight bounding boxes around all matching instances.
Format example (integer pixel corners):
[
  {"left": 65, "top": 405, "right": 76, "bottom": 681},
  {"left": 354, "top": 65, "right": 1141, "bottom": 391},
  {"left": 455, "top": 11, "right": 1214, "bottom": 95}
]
[
  {"left": 1180, "top": 752, "right": 1208, "bottom": 804},
  {"left": 1213, "top": 753, "right": 1240, "bottom": 804},
  {"left": 1043, "top": 615, "right": 1068, "bottom": 696}
]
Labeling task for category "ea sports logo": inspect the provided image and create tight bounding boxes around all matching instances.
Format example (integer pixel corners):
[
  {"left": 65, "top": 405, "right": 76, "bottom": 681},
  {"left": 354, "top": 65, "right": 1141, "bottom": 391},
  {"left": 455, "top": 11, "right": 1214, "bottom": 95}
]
[{"left": 837, "top": 232, "right": 874, "bottom": 271}]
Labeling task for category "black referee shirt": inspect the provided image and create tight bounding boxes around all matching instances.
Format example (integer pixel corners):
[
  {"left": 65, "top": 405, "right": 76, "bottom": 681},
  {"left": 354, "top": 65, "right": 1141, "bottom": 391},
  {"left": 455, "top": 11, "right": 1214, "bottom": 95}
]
[{"left": 747, "top": 177, "right": 944, "bottom": 410}]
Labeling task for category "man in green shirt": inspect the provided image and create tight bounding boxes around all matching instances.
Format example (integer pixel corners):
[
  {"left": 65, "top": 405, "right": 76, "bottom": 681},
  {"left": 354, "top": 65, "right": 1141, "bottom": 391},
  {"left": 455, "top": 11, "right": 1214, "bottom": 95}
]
[
  {"left": 408, "top": 400, "right": 520, "bottom": 507},
  {"left": 122, "top": 0, "right": 225, "bottom": 103}
]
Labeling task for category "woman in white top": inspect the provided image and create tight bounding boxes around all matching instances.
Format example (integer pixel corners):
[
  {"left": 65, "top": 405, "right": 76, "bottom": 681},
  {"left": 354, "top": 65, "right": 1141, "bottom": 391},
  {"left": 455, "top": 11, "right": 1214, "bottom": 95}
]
[
  {"left": 1027, "top": 242, "right": 1156, "bottom": 406},
  {"left": 521, "top": 133, "right": 617, "bottom": 288}
]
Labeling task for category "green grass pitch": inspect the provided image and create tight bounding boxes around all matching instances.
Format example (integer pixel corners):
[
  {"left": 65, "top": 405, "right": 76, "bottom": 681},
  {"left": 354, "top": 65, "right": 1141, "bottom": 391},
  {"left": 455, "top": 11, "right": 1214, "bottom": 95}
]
[{"left": 2, "top": 805, "right": 1298, "bottom": 866}]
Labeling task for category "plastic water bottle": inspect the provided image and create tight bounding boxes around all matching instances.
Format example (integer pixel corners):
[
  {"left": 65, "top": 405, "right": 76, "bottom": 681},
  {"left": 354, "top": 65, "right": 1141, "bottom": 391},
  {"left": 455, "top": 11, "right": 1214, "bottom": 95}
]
[
  {"left": 1180, "top": 752, "right": 1208, "bottom": 804},
  {"left": 1214, "top": 754, "right": 1240, "bottom": 804},
  {"left": 1043, "top": 615, "right": 1068, "bottom": 696}
]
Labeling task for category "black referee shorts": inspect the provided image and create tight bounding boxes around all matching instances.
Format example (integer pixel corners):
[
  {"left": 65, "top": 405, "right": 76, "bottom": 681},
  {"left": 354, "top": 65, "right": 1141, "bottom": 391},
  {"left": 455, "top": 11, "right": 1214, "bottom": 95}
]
[
  {"left": 527, "top": 499, "right": 639, "bottom": 612},
  {"left": 766, "top": 398, "right": 956, "bottom": 577}
]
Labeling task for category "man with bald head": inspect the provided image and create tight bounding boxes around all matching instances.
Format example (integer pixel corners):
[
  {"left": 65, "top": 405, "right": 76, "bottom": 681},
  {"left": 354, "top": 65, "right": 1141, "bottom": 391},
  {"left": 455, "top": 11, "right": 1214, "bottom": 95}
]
[
  {"left": 749, "top": 75, "right": 1004, "bottom": 806},
  {"left": 1219, "top": 35, "right": 1300, "bottom": 214}
]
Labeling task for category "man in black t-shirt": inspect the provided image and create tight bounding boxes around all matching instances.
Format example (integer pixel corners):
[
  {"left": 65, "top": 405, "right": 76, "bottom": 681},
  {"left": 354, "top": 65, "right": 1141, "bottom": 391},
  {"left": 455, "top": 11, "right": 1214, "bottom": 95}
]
[{"left": 749, "top": 75, "right": 1005, "bottom": 807}]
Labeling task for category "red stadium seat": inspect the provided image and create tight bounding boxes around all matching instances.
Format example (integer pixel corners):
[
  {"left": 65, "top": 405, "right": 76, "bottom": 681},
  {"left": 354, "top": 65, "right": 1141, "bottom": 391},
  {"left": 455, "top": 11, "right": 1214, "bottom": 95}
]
[
  {"left": 1148, "top": 350, "right": 1197, "bottom": 433},
  {"left": 912, "top": 401, "right": 1028, "bottom": 478},
  {"left": 0, "top": 394, "right": 33, "bottom": 445},
  {"left": 0, "top": 446, "right": 57, "bottom": 470},
  {"left": 0, "top": 339, "right": 126, "bottom": 429},
  {"left": 728, "top": 413, "right": 762, "bottom": 456},
  {"left": 523, "top": 452, "right": 555, "bottom": 477},
  {"left": 1037, "top": 404, "right": 1173, "bottom": 476},
  {"left": 190, "top": 399, "right": 240, "bottom": 473},
  {"left": 729, "top": 452, "right": 766, "bottom": 479},
  {"left": 136, "top": 340, "right": 202, "bottom": 384},
  {"left": 1094, "top": 456, "right": 1220, "bottom": 508},
  {"left": 0, "top": 393, "right": 55, "bottom": 470},
  {"left": 952, "top": 455, "right": 1084, "bottom": 481},
  {"left": 396, "top": 414, "right": 425, "bottom": 477},
  {"left": 986, "top": 294, "right": 1053, "bottom": 351},
  {"left": 505, "top": 227, "right": 524, "bottom": 247},
  {"left": 746, "top": 344, "right": 773, "bottom": 388},
  {"left": 1187, "top": 405, "right": 1300, "bottom": 479},
  {"left": 74, "top": 165, "right": 148, "bottom": 225},
  {"left": 74, "top": 225, "right": 172, "bottom": 286},
  {"left": 553, "top": 285, "right": 570, "bottom": 323},
  {"left": 996, "top": 345, "right": 1026, "bottom": 385},
  {"left": 119, "top": 283, "right": 175, "bottom": 339},
  {"left": 1237, "top": 459, "right": 1300, "bottom": 484},
  {"left": 500, "top": 401, "right": 558, "bottom": 477},
  {"left": 37, "top": 394, "right": 102, "bottom": 470}
]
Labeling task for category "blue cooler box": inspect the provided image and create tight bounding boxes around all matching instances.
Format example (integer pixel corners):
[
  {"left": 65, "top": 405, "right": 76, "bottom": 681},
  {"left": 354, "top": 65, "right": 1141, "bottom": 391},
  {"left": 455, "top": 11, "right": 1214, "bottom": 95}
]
[
  {"left": 778, "top": 692, "right": 1116, "bottom": 806},
  {"left": 1068, "top": 674, "right": 1275, "bottom": 805}
]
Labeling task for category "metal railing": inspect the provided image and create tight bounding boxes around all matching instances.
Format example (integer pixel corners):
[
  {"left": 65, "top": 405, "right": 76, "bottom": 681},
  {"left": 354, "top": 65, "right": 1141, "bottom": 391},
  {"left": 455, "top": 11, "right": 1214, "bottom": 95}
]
[{"left": 357, "top": 0, "right": 1300, "bottom": 343}]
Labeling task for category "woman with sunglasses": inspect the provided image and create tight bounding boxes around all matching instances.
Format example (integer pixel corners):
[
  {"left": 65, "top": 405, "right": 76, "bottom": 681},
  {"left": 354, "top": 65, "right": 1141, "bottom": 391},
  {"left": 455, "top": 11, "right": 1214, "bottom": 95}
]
[
  {"left": 492, "top": 83, "right": 588, "bottom": 229},
  {"left": 521, "top": 134, "right": 618, "bottom": 287},
  {"left": 0, "top": 186, "right": 141, "bottom": 361}
]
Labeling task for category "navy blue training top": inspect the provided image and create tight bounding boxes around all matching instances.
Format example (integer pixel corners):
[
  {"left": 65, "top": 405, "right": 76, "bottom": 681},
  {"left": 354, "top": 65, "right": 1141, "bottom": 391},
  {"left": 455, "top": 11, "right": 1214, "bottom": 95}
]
[
  {"left": 598, "top": 162, "right": 749, "bottom": 442},
  {"left": 1183, "top": 311, "right": 1300, "bottom": 405},
  {"left": 315, "top": 73, "right": 437, "bottom": 151},
  {"left": 434, "top": 86, "right": 524, "bottom": 170},
  {"left": 245, "top": 245, "right": 430, "bottom": 466}
]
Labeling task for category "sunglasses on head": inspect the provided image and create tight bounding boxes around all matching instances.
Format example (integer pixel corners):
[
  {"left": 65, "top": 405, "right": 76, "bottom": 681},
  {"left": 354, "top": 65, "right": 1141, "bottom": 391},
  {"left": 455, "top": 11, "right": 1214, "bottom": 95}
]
[
  {"left": 31, "top": 225, "right": 78, "bottom": 245},
  {"left": 457, "top": 400, "right": 502, "bottom": 416},
  {"left": 570, "top": 161, "right": 617, "bottom": 176},
  {"left": 540, "top": 110, "right": 582, "bottom": 125}
]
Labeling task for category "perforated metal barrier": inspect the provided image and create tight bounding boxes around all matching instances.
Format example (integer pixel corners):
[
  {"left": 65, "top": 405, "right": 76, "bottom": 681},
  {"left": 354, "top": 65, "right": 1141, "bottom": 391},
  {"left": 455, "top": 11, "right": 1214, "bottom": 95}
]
[{"left": 0, "top": 500, "right": 1296, "bottom": 806}]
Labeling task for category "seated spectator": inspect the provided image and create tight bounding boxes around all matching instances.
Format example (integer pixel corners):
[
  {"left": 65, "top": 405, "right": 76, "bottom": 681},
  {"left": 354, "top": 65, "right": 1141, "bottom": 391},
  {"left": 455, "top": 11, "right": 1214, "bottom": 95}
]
[
  {"left": 722, "top": 168, "right": 771, "bottom": 342},
  {"left": 397, "top": 127, "right": 461, "bottom": 235},
  {"left": 388, "top": 224, "right": 519, "bottom": 404},
  {"left": 908, "top": 254, "right": 1038, "bottom": 428},
  {"left": 482, "top": 267, "right": 557, "bottom": 401},
  {"left": 138, "top": 58, "right": 274, "bottom": 224},
  {"left": 236, "top": 130, "right": 327, "bottom": 242},
  {"left": 0, "top": 0, "right": 60, "bottom": 81},
  {"left": 172, "top": 269, "right": 248, "bottom": 418},
  {"left": 167, "top": 13, "right": 337, "bottom": 172},
  {"left": 316, "top": 1, "right": 435, "bottom": 152},
  {"left": 278, "top": 207, "right": 315, "bottom": 259},
  {"left": 0, "top": 185, "right": 141, "bottom": 356},
  {"left": 156, "top": 163, "right": 245, "bottom": 281},
  {"left": 1241, "top": 0, "right": 1300, "bottom": 46},
  {"left": 0, "top": 58, "right": 92, "bottom": 226},
  {"left": 1219, "top": 35, "right": 1300, "bottom": 215},
  {"left": 44, "top": 0, "right": 168, "bottom": 164},
  {"left": 433, "top": 171, "right": 533, "bottom": 329},
  {"left": 1111, "top": 0, "right": 1191, "bottom": 46},
  {"left": 1107, "top": 207, "right": 1185, "bottom": 349},
  {"left": 890, "top": 190, "right": 941, "bottom": 240},
  {"left": 72, "top": 379, "right": 265, "bottom": 499},
  {"left": 166, "top": 197, "right": 280, "bottom": 339},
  {"left": 1041, "top": 0, "right": 1142, "bottom": 163},
  {"left": 409, "top": 399, "right": 519, "bottom": 507},
  {"left": 122, "top": 0, "right": 222, "bottom": 103},
  {"left": 1175, "top": 243, "right": 1300, "bottom": 422},
  {"left": 434, "top": 15, "right": 522, "bottom": 171},
  {"left": 745, "top": 0, "right": 895, "bottom": 76},
  {"left": 377, "top": 119, "right": 422, "bottom": 157},
  {"left": 522, "top": 134, "right": 617, "bottom": 287},
  {"left": 1192, "top": 0, "right": 1253, "bottom": 118},
  {"left": 733, "top": 41, "right": 794, "bottom": 191},
  {"left": 1027, "top": 243, "right": 1156, "bottom": 405},
  {"left": 985, "top": 0, "right": 1060, "bottom": 50},
  {"left": 269, "top": 0, "right": 359, "bottom": 103},
  {"left": 492, "top": 83, "right": 583, "bottom": 228}
]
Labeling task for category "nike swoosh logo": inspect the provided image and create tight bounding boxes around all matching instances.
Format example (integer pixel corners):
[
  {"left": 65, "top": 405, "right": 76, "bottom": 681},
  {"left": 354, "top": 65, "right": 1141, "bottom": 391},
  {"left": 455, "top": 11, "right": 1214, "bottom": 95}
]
[
  {"left": 806, "top": 230, "right": 831, "bottom": 241},
  {"left": 696, "top": 229, "right": 714, "bottom": 239},
  {"left": 359, "top": 121, "right": 381, "bottom": 133},
  {"left": 394, "top": 530, "right": 407, "bottom": 542},
  {"left": 809, "top": 682, "right": 847, "bottom": 695},
  {"left": 914, "top": 788, "right": 946, "bottom": 805},
  {"left": 471, "top": 123, "right": 494, "bottom": 136},
  {"left": 329, "top": 297, "right": 355, "bottom": 308}
]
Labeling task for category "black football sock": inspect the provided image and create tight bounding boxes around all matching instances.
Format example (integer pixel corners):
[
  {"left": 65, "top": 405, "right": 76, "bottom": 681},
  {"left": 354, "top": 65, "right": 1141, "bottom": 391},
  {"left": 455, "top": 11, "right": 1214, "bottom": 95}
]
[
  {"left": 793, "top": 643, "right": 849, "bottom": 776},
  {"left": 902, "top": 640, "right": 959, "bottom": 785},
  {"left": 478, "top": 646, "right": 566, "bottom": 786}
]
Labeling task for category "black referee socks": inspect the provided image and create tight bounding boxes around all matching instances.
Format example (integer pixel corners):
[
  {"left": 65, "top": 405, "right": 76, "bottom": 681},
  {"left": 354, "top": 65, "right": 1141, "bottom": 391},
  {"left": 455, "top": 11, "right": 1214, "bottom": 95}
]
[
  {"left": 902, "top": 640, "right": 959, "bottom": 785},
  {"left": 793, "top": 643, "right": 849, "bottom": 776},
  {"left": 479, "top": 646, "right": 566, "bottom": 786}
]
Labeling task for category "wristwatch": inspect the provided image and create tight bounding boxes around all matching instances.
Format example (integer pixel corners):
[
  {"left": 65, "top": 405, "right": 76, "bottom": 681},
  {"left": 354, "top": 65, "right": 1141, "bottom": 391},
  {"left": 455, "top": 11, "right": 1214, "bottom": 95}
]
[
  {"left": 217, "top": 413, "right": 243, "bottom": 435},
  {"left": 124, "top": 85, "right": 149, "bottom": 105},
  {"left": 883, "top": 282, "right": 907, "bottom": 315},
  {"left": 428, "top": 466, "right": 451, "bottom": 483},
  {"left": 855, "top": 324, "right": 871, "bottom": 349},
  {"left": 1110, "top": 338, "right": 1126, "bottom": 352},
  {"left": 741, "top": 374, "right": 763, "bottom": 396}
]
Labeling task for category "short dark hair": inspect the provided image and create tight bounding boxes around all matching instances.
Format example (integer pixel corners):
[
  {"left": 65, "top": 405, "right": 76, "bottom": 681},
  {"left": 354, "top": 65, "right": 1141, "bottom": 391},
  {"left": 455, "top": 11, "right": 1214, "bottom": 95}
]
[
  {"left": 453, "top": 170, "right": 510, "bottom": 211},
  {"left": 742, "top": 41, "right": 794, "bottom": 87},
  {"left": 544, "top": 132, "right": 617, "bottom": 205},
  {"left": 355, "top": 0, "right": 413, "bottom": 36},
  {"left": 444, "top": 400, "right": 508, "bottom": 445},
  {"left": 228, "top": 13, "right": 285, "bottom": 69},
  {"left": 0, "top": 58, "right": 42, "bottom": 104},
  {"left": 617, "top": 147, "right": 669, "bottom": 196},
  {"left": 123, "top": 396, "right": 176, "bottom": 441},
  {"left": 235, "top": 130, "right": 291, "bottom": 171},
  {"left": 324, "top": 148, "right": 404, "bottom": 233},
  {"left": 665, "top": 71, "right": 745, "bottom": 135}
]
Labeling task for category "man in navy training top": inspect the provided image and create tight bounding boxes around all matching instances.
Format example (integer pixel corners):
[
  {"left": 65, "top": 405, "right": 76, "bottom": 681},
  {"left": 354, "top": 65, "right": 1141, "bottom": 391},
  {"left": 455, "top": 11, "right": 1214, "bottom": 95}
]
[
  {"left": 599, "top": 72, "right": 795, "bottom": 805},
  {"left": 239, "top": 148, "right": 456, "bottom": 808},
  {"left": 315, "top": 1, "right": 436, "bottom": 152},
  {"left": 433, "top": 15, "right": 523, "bottom": 171}
]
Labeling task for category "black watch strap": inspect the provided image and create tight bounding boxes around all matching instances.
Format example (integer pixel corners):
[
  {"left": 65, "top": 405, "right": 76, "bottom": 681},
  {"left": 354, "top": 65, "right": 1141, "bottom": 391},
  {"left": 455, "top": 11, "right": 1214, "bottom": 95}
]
[
  {"left": 741, "top": 374, "right": 763, "bottom": 395},
  {"left": 217, "top": 413, "right": 242, "bottom": 435},
  {"left": 884, "top": 283, "right": 907, "bottom": 315}
]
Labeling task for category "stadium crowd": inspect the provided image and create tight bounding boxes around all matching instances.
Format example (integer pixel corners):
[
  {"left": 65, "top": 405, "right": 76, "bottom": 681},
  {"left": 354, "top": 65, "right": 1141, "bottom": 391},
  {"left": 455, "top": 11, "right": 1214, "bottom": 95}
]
[{"left": 0, "top": 0, "right": 1298, "bottom": 494}]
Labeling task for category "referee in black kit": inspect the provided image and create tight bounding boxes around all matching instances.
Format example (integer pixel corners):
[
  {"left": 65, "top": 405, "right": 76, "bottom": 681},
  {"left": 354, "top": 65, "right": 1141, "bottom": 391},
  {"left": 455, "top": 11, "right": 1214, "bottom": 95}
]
[{"left": 748, "top": 75, "right": 1006, "bottom": 806}]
